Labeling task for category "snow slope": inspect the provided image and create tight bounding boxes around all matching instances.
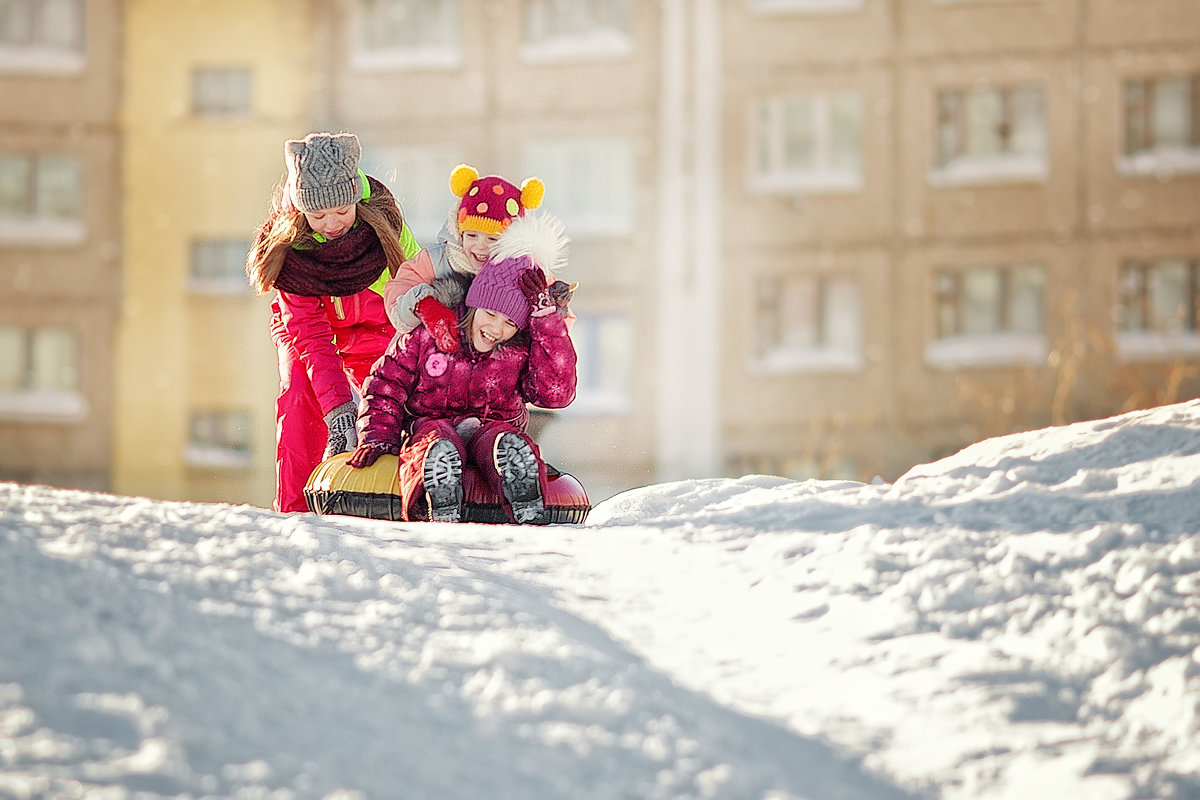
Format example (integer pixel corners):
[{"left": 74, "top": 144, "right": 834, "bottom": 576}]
[{"left": 2, "top": 400, "right": 1199, "bottom": 799}]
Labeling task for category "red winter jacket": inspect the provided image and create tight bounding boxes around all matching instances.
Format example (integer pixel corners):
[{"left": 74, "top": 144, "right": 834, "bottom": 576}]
[
  {"left": 357, "top": 310, "right": 576, "bottom": 449},
  {"left": 270, "top": 287, "right": 395, "bottom": 416}
]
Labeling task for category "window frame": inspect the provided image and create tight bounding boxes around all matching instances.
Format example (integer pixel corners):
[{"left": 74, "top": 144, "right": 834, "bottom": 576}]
[
  {"left": 1115, "top": 258, "right": 1200, "bottom": 361},
  {"left": 0, "top": 323, "right": 86, "bottom": 422},
  {"left": 748, "top": 272, "right": 864, "bottom": 375},
  {"left": 1118, "top": 73, "right": 1200, "bottom": 178},
  {"left": 748, "top": 91, "right": 864, "bottom": 195},
  {"left": 349, "top": 0, "right": 462, "bottom": 72},
  {"left": 929, "top": 82, "right": 1048, "bottom": 187},
  {"left": 0, "top": 151, "right": 85, "bottom": 246},
  {"left": 188, "top": 238, "right": 253, "bottom": 294},
  {"left": 925, "top": 263, "right": 1047, "bottom": 369},
  {"left": 747, "top": 0, "right": 864, "bottom": 15},
  {"left": 190, "top": 66, "right": 253, "bottom": 119},
  {"left": 0, "top": 0, "right": 85, "bottom": 75},
  {"left": 521, "top": 137, "right": 635, "bottom": 238},
  {"left": 185, "top": 409, "right": 253, "bottom": 469}
]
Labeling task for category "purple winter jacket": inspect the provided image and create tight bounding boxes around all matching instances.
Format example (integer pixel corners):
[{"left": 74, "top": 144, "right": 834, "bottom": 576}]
[{"left": 357, "top": 309, "right": 577, "bottom": 450}]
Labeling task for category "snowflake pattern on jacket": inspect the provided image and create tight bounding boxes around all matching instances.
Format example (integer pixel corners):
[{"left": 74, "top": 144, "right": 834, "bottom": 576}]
[{"left": 357, "top": 309, "right": 577, "bottom": 450}]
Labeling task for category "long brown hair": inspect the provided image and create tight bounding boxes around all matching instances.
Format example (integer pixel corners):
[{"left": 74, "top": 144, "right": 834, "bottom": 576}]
[{"left": 245, "top": 175, "right": 408, "bottom": 295}]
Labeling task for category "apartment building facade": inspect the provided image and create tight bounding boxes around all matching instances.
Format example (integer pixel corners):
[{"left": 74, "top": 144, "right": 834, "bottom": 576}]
[
  {"left": 722, "top": 0, "right": 1200, "bottom": 481},
  {"left": 112, "top": 0, "right": 314, "bottom": 504},
  {"left": 0, "top": 0, "right": 122, "bottom": 491},
  {"left": 95, "top": 0, "right": 1200, "bottom": 508}
]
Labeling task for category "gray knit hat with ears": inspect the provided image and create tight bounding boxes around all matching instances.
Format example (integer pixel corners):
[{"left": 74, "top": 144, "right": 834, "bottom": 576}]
[{"left": 284, "top": 132, "right": 363, "bottom": 213}]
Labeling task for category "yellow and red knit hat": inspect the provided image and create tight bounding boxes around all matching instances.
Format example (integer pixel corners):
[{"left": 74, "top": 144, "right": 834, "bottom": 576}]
[{"left": 450, "top": 163, "right": 544, "bottom": 236}]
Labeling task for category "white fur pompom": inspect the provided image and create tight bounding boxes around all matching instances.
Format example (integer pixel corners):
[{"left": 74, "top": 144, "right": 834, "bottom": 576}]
[{"left": 490, "top": 211, "right": 569, "bottom": 279}]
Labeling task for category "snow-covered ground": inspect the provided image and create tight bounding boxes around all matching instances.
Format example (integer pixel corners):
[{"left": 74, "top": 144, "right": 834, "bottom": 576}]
[{"left": 2, "top": 400, "right": 1199, "bottom": 800}]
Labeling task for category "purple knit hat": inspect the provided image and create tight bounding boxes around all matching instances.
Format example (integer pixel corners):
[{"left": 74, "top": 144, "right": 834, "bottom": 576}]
[{"left": 465, "top": 255, "right": 535, "bottom": 329}]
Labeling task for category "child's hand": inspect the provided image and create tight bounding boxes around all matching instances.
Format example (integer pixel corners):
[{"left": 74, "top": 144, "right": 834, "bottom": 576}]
[
  {"left": 347, "top": 441, "right": 392, "bottom": 469},
  {"left": 415, "top": 296, "right": 460, "bottom": 353},
  {"left": 548, "top": 280, "right": 575, "bottom": 314},
  {"left": 520, "top": 268, "right": 558, "bottom": 317}
]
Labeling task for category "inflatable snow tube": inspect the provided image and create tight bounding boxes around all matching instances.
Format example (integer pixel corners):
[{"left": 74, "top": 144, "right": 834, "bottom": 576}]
[{"left": 304, "top": 451, "right": 590, "bottom": 524}]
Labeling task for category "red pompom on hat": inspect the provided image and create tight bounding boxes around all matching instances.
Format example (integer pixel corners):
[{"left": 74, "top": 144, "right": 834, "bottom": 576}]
[{"left": 449, "top": 163, "right": 544, "bottom": 236}]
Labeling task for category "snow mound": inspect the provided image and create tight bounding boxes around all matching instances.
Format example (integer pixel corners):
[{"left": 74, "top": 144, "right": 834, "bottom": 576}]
[{"left": 2, "top": 399, "right": 1199, "bottom": 799}]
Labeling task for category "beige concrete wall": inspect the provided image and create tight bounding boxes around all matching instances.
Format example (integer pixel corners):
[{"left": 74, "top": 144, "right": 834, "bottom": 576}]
[
  {"left": 1086, "top": 0, "right": 1200, "bottom": 48},
  {"left": 0, "top": 0, "right": 122, "bottom": 490},
  {"left": 901, "top": 0, "right": 1079, "bottom": 57},
  {"left": 114, "top": 0, "right": 313, "bottom": 505}
]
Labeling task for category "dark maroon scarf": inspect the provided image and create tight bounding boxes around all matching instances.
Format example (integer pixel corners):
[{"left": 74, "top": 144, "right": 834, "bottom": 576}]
[{"left": 273, "top": 177, "right": 402, "bottom": 297}]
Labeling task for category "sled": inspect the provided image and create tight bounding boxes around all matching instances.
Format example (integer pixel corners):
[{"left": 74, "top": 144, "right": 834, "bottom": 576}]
[{"left": 304, "top": 450, "right": 590, "bottom": 524}]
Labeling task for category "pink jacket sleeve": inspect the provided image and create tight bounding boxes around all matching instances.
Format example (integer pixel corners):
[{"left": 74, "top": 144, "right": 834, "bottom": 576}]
[
  {"left": 276, "top": 291, "right": 353, "bottom": 416},
  {"left": 521, "top": 311, "right": 577, "bottom": 409}
]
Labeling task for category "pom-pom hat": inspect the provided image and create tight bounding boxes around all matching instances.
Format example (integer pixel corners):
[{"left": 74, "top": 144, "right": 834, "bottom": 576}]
[
  {"left": 465, "top": 212, "right": 569, "bottom": 330},
  {"left": 450, "top": 163, "right": 544, "bottom": 236},
  {"left": 285, "top": 132, "right": 364, "bottom": 213}
]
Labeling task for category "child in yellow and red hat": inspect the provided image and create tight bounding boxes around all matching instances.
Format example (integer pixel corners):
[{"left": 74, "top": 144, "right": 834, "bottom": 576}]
[{"left": 383, "top": 163, "right": 554, "bottom": 352}]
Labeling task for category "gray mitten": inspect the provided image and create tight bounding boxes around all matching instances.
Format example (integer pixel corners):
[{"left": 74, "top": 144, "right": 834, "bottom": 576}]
[
  {"left": 392, "top": 282, "right": 435, "bottom": 333},
  {"left": 323, "top": 400, "right": 358, "bottom": 460},
  {"left": 454, "top": 416, "right": 482, "bottom": 443}
]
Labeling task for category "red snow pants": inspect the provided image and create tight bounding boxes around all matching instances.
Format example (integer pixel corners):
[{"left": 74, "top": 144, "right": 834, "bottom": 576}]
[{"left": 396, "top": 418, "right": 548, "bottom": 522}]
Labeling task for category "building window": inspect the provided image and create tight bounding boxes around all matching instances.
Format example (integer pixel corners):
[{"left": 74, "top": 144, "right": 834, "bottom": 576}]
[
  {"left": 1120, "top": 74, "right": 1200, "bottom": 176},
  {"left": 522, "top": 138, "right": 634, "bottom": 237},
  {"left": 747, "top": 0, "right": 864, "bottom": 14},
  {"left": 932, "top": 83, "right": 1046, "bottom": 185},
  {"left": 749, "top": 93, "right": 862, "bottom": 194},
  {"left": 751, "top": 273, "right": 862, "bottom": 373},
  {"left": 562, "top": 313, "right": 632, "bottom": 415},
  {"left": 521, "top": 0, "right": 633, "bottom": 63},
  {"left": 187, "top": 410, "right": 252, "bottom": 469},
  {"left": 191, "top": 67, "right": 252, "bottom": 118},
  {"left": 926, "top": 264, "right": 1046, "bottom": 368},
  {"left": 364, "top": 146, "right": 461, "bottom": 243},
  {"left": 189, "top": 239, "right": 252, "bottom": 294},
  {"left": 352, "top": 0, "right": 461, "bottom": 71},
  {"left": 1116, "top": 259, "right": 1200, "bottom": 361},
  {"left": 0, "top": 324, "right": 85, "bottom": 421},
  {"left": 0, "top": 152, "right": 84, "bottom": 244},
  {"left": 0, "top": 0, "right": 84, "bottom": 74}
]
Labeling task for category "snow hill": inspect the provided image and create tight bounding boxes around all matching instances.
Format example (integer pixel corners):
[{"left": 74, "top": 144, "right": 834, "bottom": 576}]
[{"left": 2, "top": 400, "right": 1199, "bottom": 800}]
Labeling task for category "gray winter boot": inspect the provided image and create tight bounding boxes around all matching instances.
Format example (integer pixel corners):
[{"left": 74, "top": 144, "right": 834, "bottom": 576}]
[
  {"left": 423, "top": 438, "right": 463, "bottom": 522},
  {"left": 493, "top": 432, "right": 545, "bottom": 524}
]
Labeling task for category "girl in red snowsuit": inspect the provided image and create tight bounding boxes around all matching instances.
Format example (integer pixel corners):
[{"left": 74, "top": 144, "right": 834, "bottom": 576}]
[{"left": 246, "top": 132, "right": 419, "bottom": 512}]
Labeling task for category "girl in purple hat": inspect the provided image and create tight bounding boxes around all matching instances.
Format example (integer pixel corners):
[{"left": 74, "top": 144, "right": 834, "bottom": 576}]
[{"left": 346, "top": 213, "right": 576, "bottom": 524}]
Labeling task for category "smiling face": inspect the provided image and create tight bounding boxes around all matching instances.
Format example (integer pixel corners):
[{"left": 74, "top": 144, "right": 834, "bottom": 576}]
[
  {"left": 304, "top": 204, "right": 357, "bottom": 239},
  {"left": 461, "top": 230, "right": 501, "bottom": 268},
  {"left": 470, "top": 308, "right": 518, "bottom": 353}
]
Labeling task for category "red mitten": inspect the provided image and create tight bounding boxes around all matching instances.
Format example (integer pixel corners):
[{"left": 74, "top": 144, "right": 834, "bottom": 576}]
[
  {"left": 415, "top": 296, "right": 460, "bottom": 353},
  {"left": 518, "top": 268, "right": 556, "bottom": 317},
  {"left": 518, "top": 267, "right": 549, "bottom": 300}
]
